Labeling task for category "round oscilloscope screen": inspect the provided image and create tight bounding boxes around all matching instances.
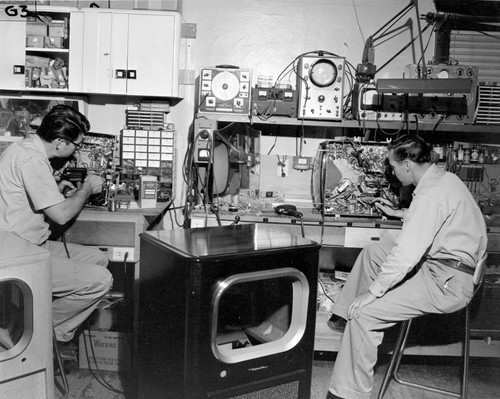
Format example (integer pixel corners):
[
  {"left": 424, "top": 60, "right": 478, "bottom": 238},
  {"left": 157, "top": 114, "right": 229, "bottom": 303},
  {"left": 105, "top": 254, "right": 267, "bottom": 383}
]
[{"left": 309, "top": 59, "right": 338, "bottom": 87}]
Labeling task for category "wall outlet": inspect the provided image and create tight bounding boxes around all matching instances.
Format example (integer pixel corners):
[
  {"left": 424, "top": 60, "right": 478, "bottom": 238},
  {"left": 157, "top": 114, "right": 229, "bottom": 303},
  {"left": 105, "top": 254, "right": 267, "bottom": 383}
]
[{"left": 112, "top": 247, "right": 135, "bottom": 262}]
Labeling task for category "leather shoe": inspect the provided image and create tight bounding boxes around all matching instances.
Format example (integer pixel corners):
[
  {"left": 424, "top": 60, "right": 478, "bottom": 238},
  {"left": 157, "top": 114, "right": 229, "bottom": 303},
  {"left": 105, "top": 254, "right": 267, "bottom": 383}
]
[
  {"left": 327, "top": 314, "right": 346, "bottom": 333},
  {"left": 56, "top": 340, "right": 77, "bottom": 361},
  {"left": 326, "top": 391, "right": 344, "bottom": 399}
]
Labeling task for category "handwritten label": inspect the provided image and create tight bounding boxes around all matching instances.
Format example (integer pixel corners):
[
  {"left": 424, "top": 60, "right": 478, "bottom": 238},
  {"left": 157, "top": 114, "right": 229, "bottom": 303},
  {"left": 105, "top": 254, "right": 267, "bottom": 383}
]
[{"left": 3, "top": 5, "right": 30, "bottom": 18}]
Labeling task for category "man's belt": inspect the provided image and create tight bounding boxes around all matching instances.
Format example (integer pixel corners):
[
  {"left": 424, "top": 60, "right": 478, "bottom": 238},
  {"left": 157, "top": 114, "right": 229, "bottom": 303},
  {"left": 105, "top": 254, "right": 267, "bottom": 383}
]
[{"left": 428, "top": 258, "right": 474, "bottom": 275}]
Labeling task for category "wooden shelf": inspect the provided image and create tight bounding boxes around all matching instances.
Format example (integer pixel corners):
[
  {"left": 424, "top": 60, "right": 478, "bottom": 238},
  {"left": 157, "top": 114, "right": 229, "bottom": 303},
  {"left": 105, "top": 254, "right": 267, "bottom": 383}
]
[
  {"left": 198, "top": 112, "right": 500, "bottom": 133},
  {"left": 26, "top": 48, "right": 68, "bottom": 53}
]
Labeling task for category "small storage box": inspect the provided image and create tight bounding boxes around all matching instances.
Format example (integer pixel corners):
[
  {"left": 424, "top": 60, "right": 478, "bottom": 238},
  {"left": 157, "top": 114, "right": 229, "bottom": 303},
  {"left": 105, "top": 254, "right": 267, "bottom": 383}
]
[{"left": 78, "top": 330, "right": 131, "bottom": 372}]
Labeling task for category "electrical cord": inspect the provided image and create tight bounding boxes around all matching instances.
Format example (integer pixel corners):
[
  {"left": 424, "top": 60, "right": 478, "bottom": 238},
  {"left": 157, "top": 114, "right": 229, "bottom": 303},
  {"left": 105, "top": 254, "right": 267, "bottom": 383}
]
[
  {"left": 195, "top": 93, "right": 209, "bottom": 119},
  {"left": 61, "top": 234, "right": 129, "bottom": 393},
  {"left": 253, "top": 93, "right": 279, "bottom": 121},
  {"left": 146, "top": 200, "right": 173, "bottom": 231},
  {"left": 299, "top": 215, "right": 305, "bottom": 238},
  {"left": 168, "top": 202, "right": 184, "bottom": 228},
  {"left": 267, "top": 135, "right": 278, "bottom": 155},
  {"left": 183, "top": 127, "right": 209, "bottom": 226},
  {"left": 317, "top": 278, "right": 336, "bottom": 306},
  {"left": 376, "top": 113, "right": 407, "bottom": 137},
  {"left": 81, "top": 252, "right": 129, "bottom": 394},
  {"left": 319, "top": 150, "right": 326, "bottom": 246},
  {"left": 81, "top": 328, "right": 125, "bottom": 394},
  {"left": 434, "top": 114, "right": 447, "bottom": 132},
  {"left": 62, "top": 232, "right": 71, "bottom": 258}
]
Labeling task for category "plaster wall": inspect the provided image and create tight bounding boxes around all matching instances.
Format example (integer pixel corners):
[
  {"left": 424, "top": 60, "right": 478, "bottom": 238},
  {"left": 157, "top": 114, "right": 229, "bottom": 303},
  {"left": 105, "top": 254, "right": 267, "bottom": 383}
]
[{"left": 83, "top": 0, "right": 437, "bottom": 226}]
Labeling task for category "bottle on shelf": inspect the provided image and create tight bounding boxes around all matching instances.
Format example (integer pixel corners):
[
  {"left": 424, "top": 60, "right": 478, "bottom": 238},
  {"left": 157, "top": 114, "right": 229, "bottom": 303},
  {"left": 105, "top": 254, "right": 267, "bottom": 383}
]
[
  {"left": 457, "top": 144, "right": 464, "bottom": 161},
  {"left": 464, "top": 148, "right": 470, "bottom": 164},
  {"left": 446, "top": 143, "right": 455, "bottom": 163},
  {"left": 478, "top": 146, "right": 485, "bottom": 164},
  {"left": 470, "top": 145, "right": 479, "bottom": 163},
  {"left": 485, "top": 147, "right": 491, "bottom": 164}
]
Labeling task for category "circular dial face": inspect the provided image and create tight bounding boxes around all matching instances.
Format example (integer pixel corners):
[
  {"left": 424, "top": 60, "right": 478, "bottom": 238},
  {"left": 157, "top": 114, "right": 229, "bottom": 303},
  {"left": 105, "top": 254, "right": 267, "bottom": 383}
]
[
  {"left": 211, "top": 71, "right": 240, "bottom": 101},
  {"left": 309, "top": 59, "right": 338, "bottom": 87}
]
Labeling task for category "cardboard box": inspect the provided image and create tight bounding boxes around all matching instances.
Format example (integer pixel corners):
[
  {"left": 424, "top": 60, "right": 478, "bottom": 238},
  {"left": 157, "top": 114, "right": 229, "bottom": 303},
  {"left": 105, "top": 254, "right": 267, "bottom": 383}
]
[
  {"left": 44, "top": 36, "right": 64, "bottom": 48},
  {"left": 78, "top": 330, "right": 131, "bottom": 372},
  {"left": 48, "top": 21, "right": 66, "bottom": 38},
  {"left": 26, "top": 35, "right": 45, "bottom": 48},
  {"left": 26, "top": 22, "right": 47, "bottom": 36}
]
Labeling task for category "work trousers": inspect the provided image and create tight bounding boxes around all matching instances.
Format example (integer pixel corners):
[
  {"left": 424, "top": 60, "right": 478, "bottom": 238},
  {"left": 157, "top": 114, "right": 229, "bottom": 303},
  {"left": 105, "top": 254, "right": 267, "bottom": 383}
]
[
  {"left": 42, "top": 240, "right": 113, "bottom": 342},
  {"left": 329, "top": 243, "right": 474, "bottom": 399}
]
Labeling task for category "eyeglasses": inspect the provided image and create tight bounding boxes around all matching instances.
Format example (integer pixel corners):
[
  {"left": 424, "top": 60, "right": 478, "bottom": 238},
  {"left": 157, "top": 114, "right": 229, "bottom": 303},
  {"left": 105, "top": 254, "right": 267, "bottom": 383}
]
[{"left": 66, "top": 139, "right": 84, "bottom": 150}]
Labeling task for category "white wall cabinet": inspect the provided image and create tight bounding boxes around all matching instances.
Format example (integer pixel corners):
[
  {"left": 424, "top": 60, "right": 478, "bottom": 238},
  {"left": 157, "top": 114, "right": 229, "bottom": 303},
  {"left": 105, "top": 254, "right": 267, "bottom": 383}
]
[
  {"left": 73, "top": 8, "right": 181, "bottom": 97},
  {"left": 0, "top": 14, "right": 25, "bottom": 90},
  {"left": 0, "top": 6, "right": 181, "bottom": 98},
  {"left": 0, "top": 5, "right": 79, "bottom": 92}
]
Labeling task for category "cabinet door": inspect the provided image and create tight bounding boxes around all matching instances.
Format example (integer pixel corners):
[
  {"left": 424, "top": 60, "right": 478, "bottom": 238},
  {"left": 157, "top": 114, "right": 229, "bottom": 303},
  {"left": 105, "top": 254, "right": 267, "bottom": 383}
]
[
  {"left": 1, "top": 6, "right": 77, "bottom": 92},
  {"left": 78, "top": 10, "right": 180, "bottom": 97},
  {"left": 109, "top": 12, "right": 129, "bottom": 95},
  {"left": 79, "top": 10, "right": 128, "bottom": 95},
  {"left": 79, "top": 10, "right": 125, "bottom": 94},
  {"left": 0, "top": 14, "right": 26, "bottom": 90},
  {"left": 68, "top": 10, "right": 84, "bottom": 92},
  {"left": 126, "top": 13, "right": 179, "bottom": 97},
  {"left": 78, "top": 9, "right": 115, "bottom": 93}
]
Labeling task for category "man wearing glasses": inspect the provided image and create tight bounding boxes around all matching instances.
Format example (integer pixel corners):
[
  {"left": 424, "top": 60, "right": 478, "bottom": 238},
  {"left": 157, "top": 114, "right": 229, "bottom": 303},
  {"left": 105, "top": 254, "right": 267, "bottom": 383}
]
[
  {"left": 66, "top": 138, "right": 84, "bottom": 150},
  {"left": 0, "top": 104, "right": 113, "bottom": 358}
]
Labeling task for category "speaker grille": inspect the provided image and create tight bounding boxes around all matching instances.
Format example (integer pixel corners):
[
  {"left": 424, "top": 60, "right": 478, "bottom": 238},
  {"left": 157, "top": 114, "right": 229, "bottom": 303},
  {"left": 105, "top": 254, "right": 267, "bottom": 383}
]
[
  {"left": 476, "top": 84, "right": 500, "bottom": 125},
  {"left": 227, "top": 380, "right": 299, "bottom": 399},
  {"left": 0, "top": 370, "right": 47, "bottom": 399}
]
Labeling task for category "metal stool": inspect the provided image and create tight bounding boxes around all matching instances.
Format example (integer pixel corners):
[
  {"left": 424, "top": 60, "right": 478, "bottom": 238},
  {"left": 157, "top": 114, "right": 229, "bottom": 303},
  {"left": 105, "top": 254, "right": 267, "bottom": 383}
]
[
  {"left": 53, "top": 329, "right": 70, "bottom": 399},
  {"left": 378, "top": 254, "right": 488, "bottom": 399}
]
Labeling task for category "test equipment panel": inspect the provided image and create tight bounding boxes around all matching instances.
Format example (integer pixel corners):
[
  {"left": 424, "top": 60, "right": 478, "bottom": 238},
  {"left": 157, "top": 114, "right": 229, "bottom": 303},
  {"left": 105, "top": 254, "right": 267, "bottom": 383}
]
[
  {"left": 199, "top": 67, "right": 252, "bottom": 115},
  {"left": 120, "top": 128, "right": 176, "bottom": 202},
  {"left": 297, "top": 54, "right": 345, "bottom": 121},
  {"left": 405, "top": 63, "right": 479, "bottom": 124}
]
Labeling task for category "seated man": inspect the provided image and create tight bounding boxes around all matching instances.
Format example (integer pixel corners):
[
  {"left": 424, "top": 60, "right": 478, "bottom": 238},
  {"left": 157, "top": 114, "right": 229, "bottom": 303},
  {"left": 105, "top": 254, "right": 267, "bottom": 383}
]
[
  {"left": 326, "top": 135, "right": 487, "bottom": 399},
  {"left": 0, "top": 104, "right": 113, "bottom": 354}
]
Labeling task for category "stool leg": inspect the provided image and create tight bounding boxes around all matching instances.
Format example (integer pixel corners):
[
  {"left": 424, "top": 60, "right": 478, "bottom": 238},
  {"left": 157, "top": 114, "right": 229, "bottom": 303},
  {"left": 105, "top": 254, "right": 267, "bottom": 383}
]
[
  {"left": 53, "top": 330, "right": 70, "bottom": 399},
  {"left": 390, "top": 317, "right": 462, "bottom": 398},
  {"left": 461, "top": 305, "right": 471, "bottom": 399},
  {"left": 377, "top": 319, "right": 412, "bottom": 399}
]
